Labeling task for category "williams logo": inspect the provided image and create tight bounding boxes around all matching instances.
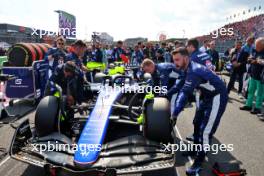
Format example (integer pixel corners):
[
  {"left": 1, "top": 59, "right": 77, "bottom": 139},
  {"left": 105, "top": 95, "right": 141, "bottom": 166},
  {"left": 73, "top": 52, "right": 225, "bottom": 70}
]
[{"left": 15, "top": 79, "right": 22, "bottom": 85}]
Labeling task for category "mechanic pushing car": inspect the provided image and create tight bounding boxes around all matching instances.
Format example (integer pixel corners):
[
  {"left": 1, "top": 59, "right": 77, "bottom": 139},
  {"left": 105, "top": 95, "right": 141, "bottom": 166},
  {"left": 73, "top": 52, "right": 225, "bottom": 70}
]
[
  {"left": 141, "top": 58, "right": 181, "bottom": 90},
  {"left": 166, "top": 39, "right": 214, "bottom": 100},
  {"left": 45, "top": 61, "right": 86, "bottom": 134},
  {"left": 170, "top": 47, "right": 228, "bottom": 175},
  {"left": 173, "top": 39, "right": 214, "bottom": 99}
]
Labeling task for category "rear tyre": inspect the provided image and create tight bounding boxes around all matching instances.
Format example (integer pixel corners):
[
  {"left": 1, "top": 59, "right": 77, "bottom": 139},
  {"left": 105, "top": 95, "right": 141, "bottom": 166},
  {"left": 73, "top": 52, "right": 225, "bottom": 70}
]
[
  {"left": 144, "top": 97, "right": 172, "bottom": 143},
  {"left": 35, "top": 96, "right": 59, "bottom": 137}
]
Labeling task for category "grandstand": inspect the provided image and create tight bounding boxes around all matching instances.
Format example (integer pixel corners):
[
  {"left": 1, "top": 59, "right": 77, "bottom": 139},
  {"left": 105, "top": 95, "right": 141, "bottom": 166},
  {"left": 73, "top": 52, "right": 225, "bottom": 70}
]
[{"left": 196, "top": 13, "right": 264, "bottom": 53}]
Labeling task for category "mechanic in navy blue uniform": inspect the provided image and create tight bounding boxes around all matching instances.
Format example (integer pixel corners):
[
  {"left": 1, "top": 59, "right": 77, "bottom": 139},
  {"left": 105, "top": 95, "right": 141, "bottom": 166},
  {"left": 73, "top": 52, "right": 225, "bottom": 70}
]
[
  {"left": 185, "top": 38, "right": 214, "bottom": 142},
  {"left": 65, "top": 40, "right": 87, "bottom": 72},
  {"left": 141, "top": 58, "right": 180, "bottom": 90},
  {"left": 44, "top": 36, "right": 68, "bottom": 77},
  {"left": 187, "top": 38, "right": 214, "bottom": 71},
  {"left": 166, "top": 70, "right": 186, "bottom": 100},
  {"left": 46, "top": 61, "right": 85, "bottom": 106},
  {"left": 111, "top": 40, "right": 126, "bottom": 63},
  {"left": 170, "top": 48, "right": 228, "bottom": 175},
  {"left": 169, "top": 39, "right": 214, "bottom": 109},
  {"left": 45, "top": 61, "right": 86, "bottom": 134}
]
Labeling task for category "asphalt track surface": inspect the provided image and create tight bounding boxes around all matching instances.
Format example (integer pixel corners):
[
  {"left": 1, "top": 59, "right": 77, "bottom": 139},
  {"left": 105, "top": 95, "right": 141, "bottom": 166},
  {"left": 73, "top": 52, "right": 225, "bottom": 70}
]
[{"left": 0, "top": 80, "right": 264, "bottom": 176}]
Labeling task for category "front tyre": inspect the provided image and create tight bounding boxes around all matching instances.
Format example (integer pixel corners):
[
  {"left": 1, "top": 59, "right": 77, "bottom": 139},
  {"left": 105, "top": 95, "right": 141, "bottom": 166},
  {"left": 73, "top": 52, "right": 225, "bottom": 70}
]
[{"left": 144, "top": 97, "right": 172, "bottom": 143}]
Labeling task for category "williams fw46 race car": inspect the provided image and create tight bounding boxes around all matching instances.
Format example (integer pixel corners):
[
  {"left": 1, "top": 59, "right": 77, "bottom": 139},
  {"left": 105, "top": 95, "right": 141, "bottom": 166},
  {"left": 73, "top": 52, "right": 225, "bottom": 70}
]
[{"left": 9, "top": 74, "right": 177, "bottom": 176}]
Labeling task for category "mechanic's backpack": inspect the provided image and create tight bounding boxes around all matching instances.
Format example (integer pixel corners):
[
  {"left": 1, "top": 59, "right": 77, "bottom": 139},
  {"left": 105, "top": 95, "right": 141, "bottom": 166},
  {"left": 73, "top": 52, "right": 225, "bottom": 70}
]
[{"left": 212, "top": 160, "right": 247, "bottom": 176}]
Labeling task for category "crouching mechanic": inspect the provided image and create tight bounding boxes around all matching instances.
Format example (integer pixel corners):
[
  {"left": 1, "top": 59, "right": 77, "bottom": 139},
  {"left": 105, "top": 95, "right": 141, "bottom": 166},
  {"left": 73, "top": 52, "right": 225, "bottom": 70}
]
[
  {"left": 141, "top": 58, "right": 181, "bottom": 93},
  {"left": 171, "top": 48, "right": 228, "bottom": 175},
  {"left": 45, "top": 61, "right": 88, "bottom": 134}
]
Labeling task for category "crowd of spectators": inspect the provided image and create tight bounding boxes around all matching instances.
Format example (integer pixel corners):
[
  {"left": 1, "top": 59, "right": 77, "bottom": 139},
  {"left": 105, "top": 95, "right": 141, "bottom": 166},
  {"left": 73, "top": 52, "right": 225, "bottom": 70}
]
[{"left": 197, "top": 14, "right": 264, "bottom": 43}]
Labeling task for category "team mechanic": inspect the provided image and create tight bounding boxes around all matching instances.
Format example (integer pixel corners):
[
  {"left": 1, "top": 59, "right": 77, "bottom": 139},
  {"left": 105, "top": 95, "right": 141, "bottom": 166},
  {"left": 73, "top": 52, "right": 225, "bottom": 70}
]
[
  {"left": 66, "top": 40, "right": 87, "bottom": 72},
  {"left": 170, "top": 47, "right": 228, "bottom": 175},
  {"left": 187, "top": 38, "right": 214, "bottom": 70},
  {"left": 167, "top": 39, "right": 214, "bottom": 141},
  {"left": 44, "top": 36, "right": 68, "bottom": 78},
  {"left": 45, "top": 61, "right": 87, "bottom": 135},
  {"left": 186, "top": 38, "right": 215, "bottom": 141},
  {"left": 167, "top": 39, "right": 214, "bottom": 100},
  {"left": 168, "top": 39, "right": 214, "bottom": 100},
  {"left": 141, "top": 58, "right": 181, "bottom": 90}
]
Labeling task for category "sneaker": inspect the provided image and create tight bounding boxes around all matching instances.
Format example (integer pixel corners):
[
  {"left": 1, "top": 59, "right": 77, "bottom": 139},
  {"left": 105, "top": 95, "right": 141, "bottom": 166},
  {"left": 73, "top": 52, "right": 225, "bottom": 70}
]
[
  {"left": 186, "top": 134, "right": 194, "bottom": 142},
  {"left": 186, "top": 159, "right": 202, "bottom": 175},
  {"left": 251, "top": 108, "right": 261, "bottom": 115},
  {"left": 238, "top": 93, "right": 244, "bottom": 99},
  {"left": 240, "top": 106, "right": 252, "bottom": 111}
]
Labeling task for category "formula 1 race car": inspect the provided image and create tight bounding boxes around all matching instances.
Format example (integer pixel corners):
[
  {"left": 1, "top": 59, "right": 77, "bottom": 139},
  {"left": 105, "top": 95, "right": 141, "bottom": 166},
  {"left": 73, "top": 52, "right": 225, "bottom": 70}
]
[{"left": 9, "top": 74, "right": 177, "bottom": 176}]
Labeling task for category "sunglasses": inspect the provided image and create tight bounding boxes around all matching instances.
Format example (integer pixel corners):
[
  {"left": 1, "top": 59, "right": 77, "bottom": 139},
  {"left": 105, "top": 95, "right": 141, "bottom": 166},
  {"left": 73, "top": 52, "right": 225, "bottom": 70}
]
[{"left": 58, "top": 42, "right": 64, "bottom": 45}]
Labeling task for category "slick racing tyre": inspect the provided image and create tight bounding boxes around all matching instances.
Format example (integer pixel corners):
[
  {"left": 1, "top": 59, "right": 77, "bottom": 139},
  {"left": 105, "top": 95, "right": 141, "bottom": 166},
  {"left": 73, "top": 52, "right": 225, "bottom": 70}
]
[
  {"left": 35, "top": 96, "right": 59, "bottom": 137},
  {"left": 144, "top": 97, "right": 172, "bottom": 143}
]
